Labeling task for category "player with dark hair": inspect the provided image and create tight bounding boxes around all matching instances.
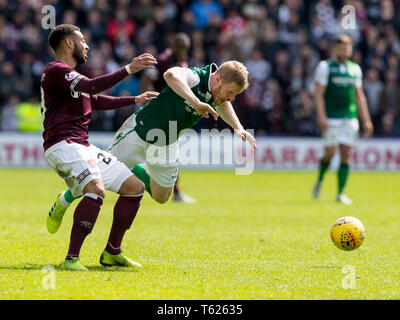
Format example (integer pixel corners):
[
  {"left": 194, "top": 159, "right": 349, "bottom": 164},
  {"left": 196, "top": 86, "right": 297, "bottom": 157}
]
[
  {"left": 42, "top": 24, "right": 158, "bottom": 271},
  {"left": 141, "top": 32, "right": 197, "bottom": 203},
  {"left": 312, "top": 34, "right": 373, "bottom": 205}
]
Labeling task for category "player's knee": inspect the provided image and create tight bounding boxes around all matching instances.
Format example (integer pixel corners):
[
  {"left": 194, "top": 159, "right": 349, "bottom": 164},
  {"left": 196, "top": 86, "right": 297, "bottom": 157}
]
[
  {"left": 84, "top": 179, "right": 106, "bottom": 199},
  {"left": 92, "top": 186, "right": 106, "bottom": 199},
  {"left": 133, "top": 180, "right": 145, "bottom": 195},
  {"left": 323, "top": 150, "right": 335, "bottom": 161},
  {"left": 152, "top": 192, "right": 171, "bottom": 204},
  {"left": 339, "top": 149, "right": 351, "bottom": 163},
  {"left": 119, "top": 176, "right": 145, "bottom": 196}
]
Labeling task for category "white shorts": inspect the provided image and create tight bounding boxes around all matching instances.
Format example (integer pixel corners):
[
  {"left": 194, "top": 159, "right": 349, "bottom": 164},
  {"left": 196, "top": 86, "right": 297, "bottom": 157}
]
[
  {"left": 323, "top": 118, "right": 359, "bottom": 147},
  {"left": 107, "top": 115, "right": 179, "bottom": 188},
  {"left": 45, "top": 140, "right": 133, "bottom": 198}
]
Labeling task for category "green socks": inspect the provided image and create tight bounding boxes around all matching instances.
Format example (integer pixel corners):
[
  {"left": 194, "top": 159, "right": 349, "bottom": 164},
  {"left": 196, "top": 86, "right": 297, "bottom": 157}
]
[
  {"left": 318, "top": 159, "right": 330, "bottom": 182},
  {"left": 338, "top": 163, "right": 349, "bottom": 195},
  {"left": 317, "top": 158, "right": 350, "bottom": 196},
  {"left": 64, "top": 189, "right": 77, "bottom": 203},
  {"left": 131, "top": 164, "right": 151, "bottom": 195}
]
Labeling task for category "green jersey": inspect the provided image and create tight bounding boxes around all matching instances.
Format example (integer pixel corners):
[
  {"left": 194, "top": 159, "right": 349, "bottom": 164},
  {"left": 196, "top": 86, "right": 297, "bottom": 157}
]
[
  {"left": 314, "top": 58, "right": 362, "bottom": 119},
  {"left": 134, "top": 63, "right": 218, "bottom": 145}
]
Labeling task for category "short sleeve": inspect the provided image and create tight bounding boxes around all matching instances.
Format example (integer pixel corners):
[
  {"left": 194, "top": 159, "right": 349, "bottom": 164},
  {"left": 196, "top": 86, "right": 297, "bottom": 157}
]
[
  {"left": 314, "top": 61, "right": 329, "bottom": 86},
  {"left": 184, "top": 68, "right": 201, "bottom": 88},
  {"left": 354, "top": 64, "right": 363, "bottom": 88}
]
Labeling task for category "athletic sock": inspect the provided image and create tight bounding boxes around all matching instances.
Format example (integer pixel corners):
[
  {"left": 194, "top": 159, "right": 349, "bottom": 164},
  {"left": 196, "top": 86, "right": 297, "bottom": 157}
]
[
  {"left": 105, "top": 194, "right": 143, "bottom": 255},
  {"left": 318, "top": 158, "right": 331, "bottom": 182},
  {"left": 131, "top": 164, "right": 151, "bottom": 195},
  {"left": 338, "top": 163, "right": 350, "bottom": 195},
  {"left": 66, "top": 194, "right": 103, "bottom": 260},
  {"left": 59, "top": 189, "right": 81, "bottom": 209},
  {"left": 64, "top": 189, "right": 76, "bottom": 203},
  {"left": 59, "top": 192, "right": 71, "bottom": 208}
]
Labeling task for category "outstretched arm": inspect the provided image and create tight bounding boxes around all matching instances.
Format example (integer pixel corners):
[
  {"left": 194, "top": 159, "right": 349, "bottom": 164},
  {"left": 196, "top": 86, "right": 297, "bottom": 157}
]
[
  {"left": 91, "top": 91, "right": 159, "bottom": 110},
  {"left": 216, "top": 102, "right": 257, "bottom": 149},
  {"left": 75, "top": 53, "right": 157, "bottom": 95},
  {"left": 163, "top": 67, "right": 219, "bottom": 120}
]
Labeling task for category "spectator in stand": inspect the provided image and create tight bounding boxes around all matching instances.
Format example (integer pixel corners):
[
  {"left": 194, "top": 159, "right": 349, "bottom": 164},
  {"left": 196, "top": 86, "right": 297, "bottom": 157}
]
[
  {"left": 106, "top": 6, "right": 136, "bottom": 49},
  {"left": 262, "top": 79, "right": 286, "bottom": 134},
  {"left": 379, "top": 70, "right": 400, "bottom": 135},
  {"left": 238, "top": 78, "right": 268, "bottom": 135},
  {"left": 313, "top": 0, "right": 337, "bottom": 39},
  {"left": 1, "top": 94, "right": 19, "bottom": 131},
  {"left": 0, "top": 61, "right": 20, "bottom": 104},
  {"left": 203, "top": 12, "right": 222, "bottom": 61},
  {"left": 363, "top": 68, "right": 383, "bottom": 131},
  {"left": 259, "top": 23, "right": 282, "bottom": 65},
  {"left": 189, "top": 45, "right": 206, "bottom": 68},
  {"left": 189, "top": 0, "right": 224, "bottom": 29},
  {"left": 288, "top": 63, "right": 305, "bottom": 96},
  {"left": 272, "top": 50, "right": 291, "bottom": 91},
  {"left": 0, "top": 0, "right": 399, "bottom": 138},
  {"left": 289, "top": 88, "right": 318, "bottom": 136},
  {"left": 245, "top": 48, "right": 271, "bottom": 84},
  {"left": 86, "top": 9, "right": 106, "bottom": 44}
]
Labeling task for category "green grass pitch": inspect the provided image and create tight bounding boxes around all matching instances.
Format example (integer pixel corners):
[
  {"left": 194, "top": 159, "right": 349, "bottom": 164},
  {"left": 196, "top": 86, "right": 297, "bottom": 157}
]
[{"left": 0, "top": 168, "right": 399, "bottom": 299}]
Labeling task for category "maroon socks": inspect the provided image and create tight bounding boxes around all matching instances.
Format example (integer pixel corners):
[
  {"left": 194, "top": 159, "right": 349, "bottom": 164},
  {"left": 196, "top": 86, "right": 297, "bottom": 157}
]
[
  {"left": 66, "top": 193, "right": 103, "bottom": 260},
  {"left": 105, "top": 194, "right": 143, "bottom": 255},
  {"left": 65, "top": 193, "right": 143, "bottom": 260}
]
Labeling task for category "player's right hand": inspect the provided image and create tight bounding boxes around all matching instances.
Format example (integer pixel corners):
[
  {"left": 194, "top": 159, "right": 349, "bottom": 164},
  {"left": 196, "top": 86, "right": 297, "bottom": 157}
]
[
  {"left": 128, "top": 53, "right": 157, "bottom": 74},
  {"left": 193, "top": 100, "right": 219, "bottom": 121},
  {"left": 363, "top": 120, "right": 373, "bottom": 138}
]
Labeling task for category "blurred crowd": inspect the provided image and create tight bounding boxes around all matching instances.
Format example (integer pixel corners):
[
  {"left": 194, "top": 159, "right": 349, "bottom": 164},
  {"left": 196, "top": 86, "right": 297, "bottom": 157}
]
[{"left": 1, "top": 0, "right": 400, "bottom": 136}]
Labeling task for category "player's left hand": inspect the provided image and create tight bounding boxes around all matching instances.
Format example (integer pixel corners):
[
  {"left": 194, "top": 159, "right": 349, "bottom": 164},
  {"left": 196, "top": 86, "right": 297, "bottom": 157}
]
[
  {"left": 235, "top": 128, "right": 257, "bottom": 150},
  {"left": 363, "top": 121, "right": 373, "bottom": 138},
  {"left": 135, "top": 91, "right": 159, "bottom": 105}
]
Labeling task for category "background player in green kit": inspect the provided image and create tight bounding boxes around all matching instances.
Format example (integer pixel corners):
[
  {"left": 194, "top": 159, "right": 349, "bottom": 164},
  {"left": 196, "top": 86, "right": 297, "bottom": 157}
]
[
  {"left": 47, "top": 61, "right": 257, "bottom": 228},
  {"left": 312, "top": 34, "right": 373, "bottom": 205}
]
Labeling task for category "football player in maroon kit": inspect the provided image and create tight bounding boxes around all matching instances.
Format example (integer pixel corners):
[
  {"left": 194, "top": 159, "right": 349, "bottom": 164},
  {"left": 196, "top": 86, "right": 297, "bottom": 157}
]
[
  {"left": 140, "top": 32, "right": 197, "bottom": 203},
  {"left": 42, "top": 24, "right": 158, "bottom": 271}
]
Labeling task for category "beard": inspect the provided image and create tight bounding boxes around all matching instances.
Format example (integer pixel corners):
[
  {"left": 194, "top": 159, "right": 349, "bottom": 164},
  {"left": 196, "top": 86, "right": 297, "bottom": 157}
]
[{"left": 72, "top": 45, "right": 86, "bottom": 65}]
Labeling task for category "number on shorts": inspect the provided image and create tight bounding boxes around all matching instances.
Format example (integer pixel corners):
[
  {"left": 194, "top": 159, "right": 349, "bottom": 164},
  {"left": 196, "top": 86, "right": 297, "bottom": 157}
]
[{"left": 97, "top": 152, "right": 112, "bottom": 165}]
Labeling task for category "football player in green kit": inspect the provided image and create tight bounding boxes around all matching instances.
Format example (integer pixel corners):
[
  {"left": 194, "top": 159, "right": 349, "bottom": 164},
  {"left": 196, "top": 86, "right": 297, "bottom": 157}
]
[
  {"left": 312, "top": 34, "right": 373, "bottom": 205},
  {"left": 47, "top": 60, "right": 257, "bottom": 234}
]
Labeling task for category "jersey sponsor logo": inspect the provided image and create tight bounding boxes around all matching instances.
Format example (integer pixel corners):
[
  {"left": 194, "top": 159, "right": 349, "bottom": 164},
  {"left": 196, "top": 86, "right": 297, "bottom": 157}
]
[
  {"left": 88, "top": 159, "right": 97, "bottom": 167},
  {"left": 331, "top": 76, "right": 355, "bottom": 86},
  {"left": 183, "top": 100, "right": 202, "bottom": 116},
  {"left": 197, "top": 89, "right": 205, "bottom": 98}
]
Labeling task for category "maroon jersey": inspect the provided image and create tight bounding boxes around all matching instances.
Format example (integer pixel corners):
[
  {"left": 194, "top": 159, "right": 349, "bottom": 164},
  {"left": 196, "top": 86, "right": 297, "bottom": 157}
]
[{"left": 41, "top": 61, "right": 135, "bottom": 150}]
